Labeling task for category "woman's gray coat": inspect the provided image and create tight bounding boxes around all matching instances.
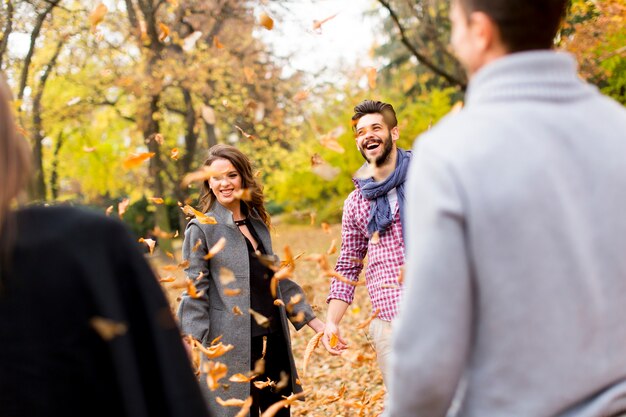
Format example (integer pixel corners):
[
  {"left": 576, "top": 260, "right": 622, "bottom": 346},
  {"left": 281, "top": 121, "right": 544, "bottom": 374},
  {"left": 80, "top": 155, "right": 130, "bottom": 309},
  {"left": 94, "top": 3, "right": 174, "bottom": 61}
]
[{"left": 177, "top": 202, "right": 315, "bottom": 417}]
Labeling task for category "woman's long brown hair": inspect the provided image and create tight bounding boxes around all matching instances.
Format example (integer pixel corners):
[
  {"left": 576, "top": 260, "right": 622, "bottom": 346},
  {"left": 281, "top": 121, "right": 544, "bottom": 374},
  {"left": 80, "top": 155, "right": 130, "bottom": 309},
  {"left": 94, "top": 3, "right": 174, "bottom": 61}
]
[
  {"left": 0, "top": 75, "right": 31, "bottom": 239},
  {"left": 1, "top": 74, "right": 32, "bottom": 286},
  {"left": 197, "top": 144, "right": 270, "bottom": 227}
]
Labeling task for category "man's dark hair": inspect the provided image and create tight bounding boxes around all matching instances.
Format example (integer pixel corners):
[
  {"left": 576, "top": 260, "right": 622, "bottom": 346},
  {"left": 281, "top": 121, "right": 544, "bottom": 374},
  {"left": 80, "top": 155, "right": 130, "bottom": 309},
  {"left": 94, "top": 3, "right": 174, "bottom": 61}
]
[
  {"left": 456, "top": 0, "right": 569, "bottom": 52},
  {"left": 351, "top": 100, "right": 398, "bottom": 131}
]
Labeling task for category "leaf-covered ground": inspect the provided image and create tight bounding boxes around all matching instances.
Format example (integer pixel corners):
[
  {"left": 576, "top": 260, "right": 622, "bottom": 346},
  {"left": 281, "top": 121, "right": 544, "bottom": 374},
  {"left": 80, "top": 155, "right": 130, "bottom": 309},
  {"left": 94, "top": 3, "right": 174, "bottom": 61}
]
[{"left": 155, "top": 221, "right": 385, "bottom": 416}]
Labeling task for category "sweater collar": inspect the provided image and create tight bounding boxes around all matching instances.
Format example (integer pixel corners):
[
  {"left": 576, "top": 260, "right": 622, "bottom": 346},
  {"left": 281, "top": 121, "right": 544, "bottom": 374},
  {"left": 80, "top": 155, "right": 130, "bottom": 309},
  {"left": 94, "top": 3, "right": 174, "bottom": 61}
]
[{"left": 466, "top": 51, "right": 596, "bottom": 106}]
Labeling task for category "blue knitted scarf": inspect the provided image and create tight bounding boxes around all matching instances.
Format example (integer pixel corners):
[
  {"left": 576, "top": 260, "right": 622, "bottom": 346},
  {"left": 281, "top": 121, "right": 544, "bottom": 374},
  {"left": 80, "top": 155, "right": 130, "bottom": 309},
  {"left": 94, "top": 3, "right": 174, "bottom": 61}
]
[{"left": 356, "top": 148, "right": 412, "bottom": 236}]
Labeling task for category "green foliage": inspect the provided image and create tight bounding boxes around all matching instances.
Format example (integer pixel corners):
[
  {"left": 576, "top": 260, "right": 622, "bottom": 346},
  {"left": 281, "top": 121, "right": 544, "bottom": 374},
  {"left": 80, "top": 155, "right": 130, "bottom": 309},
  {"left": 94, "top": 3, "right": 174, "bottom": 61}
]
[{"left": 266, "top": 82, "right": 457, "bottom": 222}]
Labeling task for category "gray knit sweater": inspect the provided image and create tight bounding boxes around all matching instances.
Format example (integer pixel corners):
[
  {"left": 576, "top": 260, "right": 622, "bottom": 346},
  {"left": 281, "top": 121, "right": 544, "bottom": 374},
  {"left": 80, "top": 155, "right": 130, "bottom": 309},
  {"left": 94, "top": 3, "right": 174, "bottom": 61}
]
[{"left": 386, "top": 51, "right": 626, "bottom": 417}]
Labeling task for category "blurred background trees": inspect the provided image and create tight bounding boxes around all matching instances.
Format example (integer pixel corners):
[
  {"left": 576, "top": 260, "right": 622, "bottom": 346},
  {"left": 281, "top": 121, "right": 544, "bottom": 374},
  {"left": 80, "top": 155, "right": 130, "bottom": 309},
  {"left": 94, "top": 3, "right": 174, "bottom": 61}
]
[{"left": 1, "top": 0, "right": 623, "bottom": 235}]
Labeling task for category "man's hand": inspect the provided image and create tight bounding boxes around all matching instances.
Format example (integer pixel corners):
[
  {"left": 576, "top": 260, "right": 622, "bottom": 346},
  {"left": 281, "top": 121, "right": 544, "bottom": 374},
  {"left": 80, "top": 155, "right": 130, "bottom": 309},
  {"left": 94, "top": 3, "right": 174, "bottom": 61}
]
[{"left": 321, "top": 321, "right": 348, "bottom": 355}]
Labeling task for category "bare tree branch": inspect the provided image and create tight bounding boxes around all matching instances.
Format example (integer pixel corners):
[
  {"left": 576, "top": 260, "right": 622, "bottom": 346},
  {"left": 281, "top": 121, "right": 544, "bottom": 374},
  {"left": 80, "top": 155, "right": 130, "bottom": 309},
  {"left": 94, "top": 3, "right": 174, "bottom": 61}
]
[{"left": 377, "top": 0, "right": 466, "bottom": 89}]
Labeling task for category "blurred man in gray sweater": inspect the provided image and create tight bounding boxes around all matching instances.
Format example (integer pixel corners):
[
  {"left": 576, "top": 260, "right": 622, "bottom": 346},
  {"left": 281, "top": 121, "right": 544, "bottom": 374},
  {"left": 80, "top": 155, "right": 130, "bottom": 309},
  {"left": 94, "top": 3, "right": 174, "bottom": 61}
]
[{"left": 385, "top": 0, "right": 626, "bottom": 416}]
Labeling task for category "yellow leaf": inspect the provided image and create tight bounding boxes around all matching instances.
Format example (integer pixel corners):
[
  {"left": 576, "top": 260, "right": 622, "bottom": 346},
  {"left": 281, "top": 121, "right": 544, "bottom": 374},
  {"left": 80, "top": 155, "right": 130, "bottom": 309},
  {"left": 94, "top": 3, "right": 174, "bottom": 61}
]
[
  {"left": 149, "top": 197, "right": 164, "bottom": 204},
  {"left": 329, "top": 333, "right": 338, "bottom": 348}
]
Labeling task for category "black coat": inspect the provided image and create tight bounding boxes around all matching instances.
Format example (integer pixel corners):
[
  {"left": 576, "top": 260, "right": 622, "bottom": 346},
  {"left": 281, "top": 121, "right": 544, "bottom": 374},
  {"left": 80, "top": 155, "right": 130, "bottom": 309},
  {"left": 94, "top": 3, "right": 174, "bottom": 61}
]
[{"left": 0, "top": 206, "right": 209, "bottom": 417}]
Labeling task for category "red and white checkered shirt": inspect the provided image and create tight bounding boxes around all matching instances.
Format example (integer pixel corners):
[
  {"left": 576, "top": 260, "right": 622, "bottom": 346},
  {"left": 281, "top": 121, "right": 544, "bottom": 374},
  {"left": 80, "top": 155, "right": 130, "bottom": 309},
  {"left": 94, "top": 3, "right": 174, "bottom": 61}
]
[{"left": 327, "top": 182, "right": 405, "bottom": 322}]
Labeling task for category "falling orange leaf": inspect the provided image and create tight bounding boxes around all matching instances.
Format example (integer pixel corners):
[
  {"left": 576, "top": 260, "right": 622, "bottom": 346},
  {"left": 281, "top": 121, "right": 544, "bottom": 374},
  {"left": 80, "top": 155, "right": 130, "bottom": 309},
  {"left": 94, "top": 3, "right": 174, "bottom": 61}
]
[
  {"left": 153, "top": 133, "right": 164, "bottom": 145},
  {"left": 149, "top": 197, "right": 164, "bottom": 204},
  {"left": 192, "top": 238, "right": 202, "bottom": 252},
  {"left": 356, "top": 308, "right": 380, "bottom": 329},
  {"left": 233, "top": 189, "right": 253, "bottom": 201},
  {"left": 181, "top": 166, "right": 221, "bottom": 188},
  {"left": 90, "top": 316, "right": 127, "bottom": 340},
  {"left": 303, "top": 332, "right": 323, "bottom": 375},
  {"left": 138, "top": 237, "right": 156, "bottom": 255},
  {"left": 158, "top": 22, "right": 170, "bottom": 42},
  {"left": 170, "top": 148, "right": 179, "bottom": 160},
  {"left": 159, "top": 276, "right": 176, "bottom": 283},
  {"left": 232, "top": 306, "right": 243, "bottom": 315},
  {"left": 165, "top": 251, "right": 174, "bottom": 259},
  {"left": 309, "top": 211, "right": 317, "bottom": 226},
  {"left": 235, "top": 397, "right": 253, "bottom": 417},
  {"left": 326, "top": 270, "right": 365, "bottom": 286},
  {"left": 253, "top": 378, "right": 275, "bottom": 389},
  {"left": 243, "top": 67, "right": 255, "bottom": 83},
  {"left": 83, "top": 146, "right": 96, "bottom": 152},
  {"left": 218, "top": 266, "right": 235, "bottom": 285},
  {"left": 229, "top": 374, "right": 255, "bottom": 383},
  {"left": 397, "top": 266, "right": 404, "bottom": 284},
  {"left": 217, "top": 397, "right": 247, "bottom": 407},
  {"left": 105, "top": 205, "right": 113, "bottom": 216},
  {"left": 326, "top": 238, "right": 337, "bottom": 255},
  {"left": 118, "top": 198, "right": 130, "bottom": 218},
  {"left": 204, "top": 237, "right": 227, "bottom": 260},
  {"left": 223, "top": 288, "right": 242, "bottom": 297},
  {"left": 249, "top": 309, "right": 270, "bottom": 328},
  {"left": 311, "top": 154, "right": 340, "bottom": 181},
  {"left": 293, "top": 90, "right": 309, "bottom": 102},
  {"left": 286, "top": 294, "right": 302, "bottom": 313},
  {"left": 89, "top": 3, "right": 108, "bottom": 32},
  {"left": 213, "top": 36, "right": 225, "bottom": 49},
  {"left": 366, "top": 67, "right": 377, "bottom": 89},
  {"left": 321, "top": 222, "right": 331, "bottom": 234},
  {"left": 234, "top": 125, "right": 256, "bottom": 141},
  {"left": 260, "top": 391, "right": 308, "bottom": 417},
  {"left": 194, "top": 339, "right": 234, "bottom": 359},
  {"left": 370, "top": 230, "right": 380, "bottom": 244},
  {"left": 122, "top": 152, "right": 155, "bottom": 169},
  {"left": 200, "top": 105, "right": 216, "bottom": 124},
  {"left": 181, "top": 205, "right": 217, "bottom": 224},
  {"left": 186, "top": 277, "right": 205, "bottom": 299},
  {"left": 312, "top": 13, "right": 338, "bottom": 32},
  {"left": 204, "top": 361, "right": 228, "bottom": 391},
  {"left": 258, "top": 12, "right": 274, "bottom": 30},
  {"left": 273, "top": 299, "right": 285, "bottom": 307}
]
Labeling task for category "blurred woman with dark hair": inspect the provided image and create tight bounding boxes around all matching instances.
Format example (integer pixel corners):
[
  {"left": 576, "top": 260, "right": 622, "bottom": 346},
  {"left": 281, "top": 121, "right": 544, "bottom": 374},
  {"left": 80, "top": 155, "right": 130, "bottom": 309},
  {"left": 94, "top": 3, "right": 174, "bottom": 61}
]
[
  {"left": 0, "top": 75, "right": 209, "bottom": 417},
  {"left": 179, "top": 144, "right": 325, "bottom": 417}
]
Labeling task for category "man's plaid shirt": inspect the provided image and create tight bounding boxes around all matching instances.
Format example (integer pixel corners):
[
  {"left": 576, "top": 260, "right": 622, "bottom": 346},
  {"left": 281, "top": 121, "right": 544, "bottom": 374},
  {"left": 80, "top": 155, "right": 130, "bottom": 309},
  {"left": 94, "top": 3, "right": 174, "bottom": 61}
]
[{"left": 327, "top": 182, "right": 405, "bottom": 322}]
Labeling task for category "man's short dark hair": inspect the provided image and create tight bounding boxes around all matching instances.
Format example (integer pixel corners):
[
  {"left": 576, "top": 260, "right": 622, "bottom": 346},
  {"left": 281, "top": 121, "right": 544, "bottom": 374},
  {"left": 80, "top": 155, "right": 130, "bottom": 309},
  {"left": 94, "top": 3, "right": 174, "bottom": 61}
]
[
  {"left": 352, "top": 100, "right": 398, "bottom": 131},
  {"left": 456, "top": 0, "right": 569, "bottom": 52}
]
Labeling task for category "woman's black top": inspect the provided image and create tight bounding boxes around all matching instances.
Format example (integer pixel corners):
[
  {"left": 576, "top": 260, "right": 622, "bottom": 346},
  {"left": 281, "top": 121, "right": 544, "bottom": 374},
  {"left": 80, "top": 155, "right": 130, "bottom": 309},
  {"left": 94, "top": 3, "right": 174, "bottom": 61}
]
[{"left": 240, "top": 218, "right": 281, "bottom": 337}]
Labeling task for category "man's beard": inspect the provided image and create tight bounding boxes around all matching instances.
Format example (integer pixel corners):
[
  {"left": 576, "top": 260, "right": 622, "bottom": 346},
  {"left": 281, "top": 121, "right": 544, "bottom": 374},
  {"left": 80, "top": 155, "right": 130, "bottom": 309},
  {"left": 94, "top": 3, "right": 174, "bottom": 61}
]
[{"left": 359, "top": 129, "right": 393, "bottom": 167}]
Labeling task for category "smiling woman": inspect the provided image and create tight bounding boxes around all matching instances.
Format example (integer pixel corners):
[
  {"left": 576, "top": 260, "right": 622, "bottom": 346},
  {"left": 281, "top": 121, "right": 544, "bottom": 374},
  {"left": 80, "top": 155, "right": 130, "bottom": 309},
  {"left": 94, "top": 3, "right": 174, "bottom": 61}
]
[{"left": 178, "top": 143, "right": 326, "bottom": 417}]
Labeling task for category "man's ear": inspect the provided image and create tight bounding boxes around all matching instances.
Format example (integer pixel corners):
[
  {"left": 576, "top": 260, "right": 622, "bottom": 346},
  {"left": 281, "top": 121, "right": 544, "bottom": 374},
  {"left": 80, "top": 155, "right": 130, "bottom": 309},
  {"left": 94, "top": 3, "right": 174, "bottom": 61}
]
[
  {"left": 469, "top": 11, "right": 499, "bottom": 54},
  {"left": 391, "top": 126, "right": 399, "bottom": 142}
]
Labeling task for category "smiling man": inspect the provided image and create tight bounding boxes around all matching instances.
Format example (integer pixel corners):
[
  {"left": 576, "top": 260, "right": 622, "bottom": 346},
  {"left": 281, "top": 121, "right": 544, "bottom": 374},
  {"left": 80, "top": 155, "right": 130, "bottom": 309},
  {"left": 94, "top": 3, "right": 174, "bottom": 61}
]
[{"left": 322, "top": 100, "right": 410, "bottom": 387}]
